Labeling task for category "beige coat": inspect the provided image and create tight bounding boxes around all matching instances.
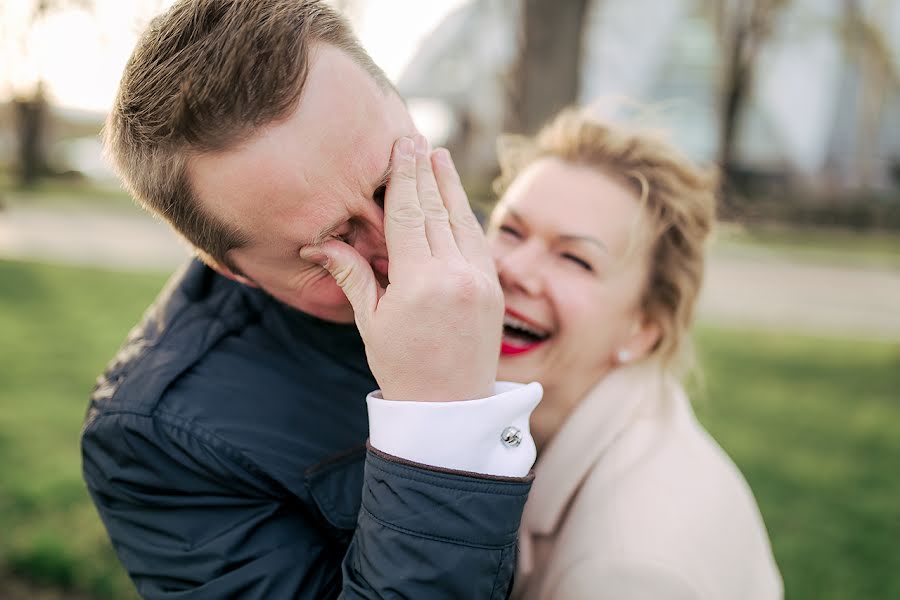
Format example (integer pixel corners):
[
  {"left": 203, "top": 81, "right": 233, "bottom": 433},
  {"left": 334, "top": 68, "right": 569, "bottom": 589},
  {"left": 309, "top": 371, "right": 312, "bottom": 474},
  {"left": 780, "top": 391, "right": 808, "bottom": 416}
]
[{"left": 513, "top": 362, "right": 783, "bottom": 599}]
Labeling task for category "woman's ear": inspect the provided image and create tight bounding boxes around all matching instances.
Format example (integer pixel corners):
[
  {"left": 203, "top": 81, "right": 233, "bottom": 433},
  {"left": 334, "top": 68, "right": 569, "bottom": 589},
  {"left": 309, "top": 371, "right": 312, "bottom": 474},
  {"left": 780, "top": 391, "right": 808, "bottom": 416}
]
[{"left": 617, "top": 317, "right": 661, "bottom": 364}]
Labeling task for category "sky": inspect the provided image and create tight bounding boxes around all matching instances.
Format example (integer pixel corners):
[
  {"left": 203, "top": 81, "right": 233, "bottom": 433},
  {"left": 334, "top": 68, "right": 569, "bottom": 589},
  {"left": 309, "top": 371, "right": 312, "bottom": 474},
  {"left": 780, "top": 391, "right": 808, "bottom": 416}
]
[{"left": 0, "top": 0, "right": 466, "bottom": 113}]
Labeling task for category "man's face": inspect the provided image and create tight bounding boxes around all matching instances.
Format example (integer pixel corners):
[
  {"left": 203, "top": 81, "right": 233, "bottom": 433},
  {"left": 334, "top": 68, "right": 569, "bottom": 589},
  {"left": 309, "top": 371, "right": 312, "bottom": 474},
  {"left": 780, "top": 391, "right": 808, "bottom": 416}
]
[{"left": 190, "top": 45, "right": 416, "bottom": 323}]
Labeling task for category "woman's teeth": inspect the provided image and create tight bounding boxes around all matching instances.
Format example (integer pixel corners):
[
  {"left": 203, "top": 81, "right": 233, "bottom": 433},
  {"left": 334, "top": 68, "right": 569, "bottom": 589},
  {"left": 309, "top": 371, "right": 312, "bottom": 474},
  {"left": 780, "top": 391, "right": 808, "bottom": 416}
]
[{"left": 503, "top": 314, "right": 550, "bottom": 341}]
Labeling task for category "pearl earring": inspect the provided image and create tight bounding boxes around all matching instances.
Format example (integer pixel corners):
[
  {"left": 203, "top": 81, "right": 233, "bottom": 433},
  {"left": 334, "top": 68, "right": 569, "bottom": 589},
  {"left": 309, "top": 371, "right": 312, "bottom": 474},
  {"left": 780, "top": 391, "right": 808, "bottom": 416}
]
[{"left": 617, "top": 349, "right": 631, "bottom": 363}]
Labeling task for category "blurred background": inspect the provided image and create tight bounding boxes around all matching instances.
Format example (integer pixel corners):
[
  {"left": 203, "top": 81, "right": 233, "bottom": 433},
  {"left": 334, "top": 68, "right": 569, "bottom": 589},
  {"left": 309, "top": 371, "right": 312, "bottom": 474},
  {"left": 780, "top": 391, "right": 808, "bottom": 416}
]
[{"left": 0, "top": 0, "right": 898, "bottom": 598}]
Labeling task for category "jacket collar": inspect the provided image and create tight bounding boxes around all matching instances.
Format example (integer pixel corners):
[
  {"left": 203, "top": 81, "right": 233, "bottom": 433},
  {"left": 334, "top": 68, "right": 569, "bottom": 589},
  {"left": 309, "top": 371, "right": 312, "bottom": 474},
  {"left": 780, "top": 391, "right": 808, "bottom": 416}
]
[
  {"left": 520, "top": 360, "right": 670, "bottom": 540},
  {"left": 237, "top": 276, "right": 372, "bottom": 380}
]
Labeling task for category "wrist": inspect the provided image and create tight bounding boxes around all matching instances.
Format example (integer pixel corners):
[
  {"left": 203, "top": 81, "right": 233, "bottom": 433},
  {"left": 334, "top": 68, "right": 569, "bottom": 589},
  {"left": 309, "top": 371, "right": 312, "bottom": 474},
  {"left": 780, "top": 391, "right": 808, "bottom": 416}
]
[{"left": 380, "top": 381, "right": 496, "bottom": 402}]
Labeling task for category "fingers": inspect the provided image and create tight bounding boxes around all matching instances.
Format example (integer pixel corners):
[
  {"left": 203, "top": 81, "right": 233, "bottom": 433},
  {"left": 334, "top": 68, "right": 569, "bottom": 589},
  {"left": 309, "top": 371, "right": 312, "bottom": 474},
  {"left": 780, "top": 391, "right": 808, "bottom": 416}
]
[
  {"left": 431, "top": 148, "right": 495, "bottom": 275},
  {"left": 300, "top": 241, "right": 379, "bottom": 335},
  {"left": 414, "top": 136, "right": 458, "bottom": 258},
  {"left": 384, "top": 137, "right": 430, "bottom": 279}
]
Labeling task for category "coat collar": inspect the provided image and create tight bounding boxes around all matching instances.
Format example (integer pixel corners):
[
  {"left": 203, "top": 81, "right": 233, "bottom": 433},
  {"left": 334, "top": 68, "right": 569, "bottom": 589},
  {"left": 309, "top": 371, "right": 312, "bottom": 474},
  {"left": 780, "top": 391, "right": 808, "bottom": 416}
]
[{"left": 520, "top": 360, "right": 671, "bottom": 550}]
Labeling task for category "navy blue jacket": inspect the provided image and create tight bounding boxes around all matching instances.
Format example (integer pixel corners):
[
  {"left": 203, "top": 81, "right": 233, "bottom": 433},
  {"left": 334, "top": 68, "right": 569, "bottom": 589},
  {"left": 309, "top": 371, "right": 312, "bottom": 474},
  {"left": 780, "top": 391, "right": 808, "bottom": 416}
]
[{"left": 82, "top": 260, "right": 531, "bottom": 598}]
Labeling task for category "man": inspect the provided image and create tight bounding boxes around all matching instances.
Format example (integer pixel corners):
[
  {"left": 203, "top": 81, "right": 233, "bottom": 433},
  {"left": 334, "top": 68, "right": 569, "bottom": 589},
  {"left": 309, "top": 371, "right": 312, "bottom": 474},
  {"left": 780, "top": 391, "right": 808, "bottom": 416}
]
[{"left": 82, "top": 1, "right": 542, "bottom": 598}]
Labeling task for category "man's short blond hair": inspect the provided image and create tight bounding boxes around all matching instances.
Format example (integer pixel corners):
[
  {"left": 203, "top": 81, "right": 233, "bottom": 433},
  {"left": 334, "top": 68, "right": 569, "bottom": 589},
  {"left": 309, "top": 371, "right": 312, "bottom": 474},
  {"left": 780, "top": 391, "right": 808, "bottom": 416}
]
[
  {"left": 104, "top": 0, "right": 390, "bottom": 272},
  {"left": 494, "top": 108, "right": 717, "bottom": 373}
]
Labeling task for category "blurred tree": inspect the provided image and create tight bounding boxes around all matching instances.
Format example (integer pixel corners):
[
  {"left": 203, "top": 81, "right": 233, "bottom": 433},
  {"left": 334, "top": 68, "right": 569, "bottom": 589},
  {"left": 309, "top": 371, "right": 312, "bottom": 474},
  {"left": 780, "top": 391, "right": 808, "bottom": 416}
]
[
  {"left": 715, "top": 0, "right": 898, "bottom": 194},
  {"left": 504, "top": 0, "right": 590, "bottom": 134},
  {"left": 8, "top": 0, "right": 93, "bottom": 186},
  {"left": 715, "top": 0, "right": 789, "bottom": 195},
  {"left": 13, "top": 82, "right": 50, "bottom": 185},
  {"left": 839, "top": 0, "right": 899, "bottom": 189}
]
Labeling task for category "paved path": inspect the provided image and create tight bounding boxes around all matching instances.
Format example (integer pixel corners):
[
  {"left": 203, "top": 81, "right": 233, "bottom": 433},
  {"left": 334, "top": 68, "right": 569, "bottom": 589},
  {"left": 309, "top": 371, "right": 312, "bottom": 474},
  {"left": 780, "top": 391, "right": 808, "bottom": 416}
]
[
  {"left": 0, "top": 205, "right": 190, "bottom": 271},
  {"left": 3, "top": 205, "right": 899, "bottom": 340},
  {"left": 698, "top": 253, "right": 900, "bottom": 340}
]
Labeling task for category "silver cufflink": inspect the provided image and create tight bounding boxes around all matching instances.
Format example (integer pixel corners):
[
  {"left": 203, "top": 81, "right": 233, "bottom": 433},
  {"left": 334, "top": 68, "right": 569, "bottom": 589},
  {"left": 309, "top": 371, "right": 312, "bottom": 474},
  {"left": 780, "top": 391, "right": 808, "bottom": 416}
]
[{"left": 501, "top": 426, "right": 522, "bottom": 448}]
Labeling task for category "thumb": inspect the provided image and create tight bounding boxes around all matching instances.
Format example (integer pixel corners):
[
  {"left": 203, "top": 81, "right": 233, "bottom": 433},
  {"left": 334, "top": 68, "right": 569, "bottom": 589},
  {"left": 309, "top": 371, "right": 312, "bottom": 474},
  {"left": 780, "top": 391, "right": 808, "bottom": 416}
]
[{"left": 301, "top": 241, "right": 377, "bottom": 334}]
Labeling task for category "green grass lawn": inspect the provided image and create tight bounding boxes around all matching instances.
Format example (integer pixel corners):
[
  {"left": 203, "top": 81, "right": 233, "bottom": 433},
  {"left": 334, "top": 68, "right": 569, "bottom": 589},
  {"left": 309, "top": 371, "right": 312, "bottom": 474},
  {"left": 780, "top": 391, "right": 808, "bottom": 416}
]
[
  {"left": 1, "top": 258, "right": 898, "bottom": 598},
  {"left": 692, "top": 328, "right": 900, "bottom": 599},
  {"left": 0, "top": 260, "right": 166, "bottom": 598}
]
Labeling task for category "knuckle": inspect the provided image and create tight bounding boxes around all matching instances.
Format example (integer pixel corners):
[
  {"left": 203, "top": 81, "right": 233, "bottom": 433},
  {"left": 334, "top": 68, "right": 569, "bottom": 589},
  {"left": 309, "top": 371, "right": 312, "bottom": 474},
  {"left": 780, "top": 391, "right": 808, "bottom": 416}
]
[
  {"left": 440, "top": 162, "right": 461, "bottom": 182},
  {"left": 330, "top": 264, "right": 353, "bottom": 289},
  {"left": 390, "top": 167, "right": 417, "bottom": 185},
  {"left": 416, "top": 157, "right": 434, "bottom": 175},
  {"left": 387, "top": 203, "right": 425, "bottom": 228},
  {"left": 450, "top": 209, "right": 481, "bottom": 231},
  {"left": 446, "top": 267, "right": 480, "bottom": 300},
  {"left": 421, "top": 200, "right": 450, "bottom": 222}
]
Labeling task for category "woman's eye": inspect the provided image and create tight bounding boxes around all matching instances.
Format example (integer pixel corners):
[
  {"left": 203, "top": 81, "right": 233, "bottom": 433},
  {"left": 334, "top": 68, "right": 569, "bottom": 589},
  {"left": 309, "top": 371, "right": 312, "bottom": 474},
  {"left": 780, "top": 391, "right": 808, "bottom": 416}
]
[
  {"left": 499, "top": 224, "right": 522, "bottom": 238},
  {"left": 562, "top": 252, "right": 593, "bottom": 272}
]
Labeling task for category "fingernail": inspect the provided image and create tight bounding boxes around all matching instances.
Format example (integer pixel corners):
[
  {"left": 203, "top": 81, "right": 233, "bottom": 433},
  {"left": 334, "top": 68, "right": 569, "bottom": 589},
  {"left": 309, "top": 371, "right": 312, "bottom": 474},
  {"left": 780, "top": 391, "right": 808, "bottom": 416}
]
[
  {"left": 434, "top": 148, "right": 453, "bottom": 167},
  {"left": 397, "top": 137, "right": 414, "bottom": 159},
  {"left": 414, "top": 134, "right": 428, "bottom": 155},
  {"left": 300, "top": 248, "right": 329, "bottom": 267}
]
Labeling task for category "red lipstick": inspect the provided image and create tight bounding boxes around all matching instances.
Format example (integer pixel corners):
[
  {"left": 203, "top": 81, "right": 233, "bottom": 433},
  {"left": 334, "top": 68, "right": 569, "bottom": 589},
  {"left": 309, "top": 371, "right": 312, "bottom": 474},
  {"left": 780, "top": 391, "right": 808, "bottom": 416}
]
[
  {"left": 501, "top": 341, "right": 543, "bottom": 355},
  {"left": 501, "top": 308, "right": 550, "bottom": 356}
]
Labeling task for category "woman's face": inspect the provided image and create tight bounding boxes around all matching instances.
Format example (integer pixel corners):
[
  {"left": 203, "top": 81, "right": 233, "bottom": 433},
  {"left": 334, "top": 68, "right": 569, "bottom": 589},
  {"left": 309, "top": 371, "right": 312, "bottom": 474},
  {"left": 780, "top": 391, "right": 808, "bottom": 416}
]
[{"left": 488, "top": 158, "right": 659, "bottom": 441}]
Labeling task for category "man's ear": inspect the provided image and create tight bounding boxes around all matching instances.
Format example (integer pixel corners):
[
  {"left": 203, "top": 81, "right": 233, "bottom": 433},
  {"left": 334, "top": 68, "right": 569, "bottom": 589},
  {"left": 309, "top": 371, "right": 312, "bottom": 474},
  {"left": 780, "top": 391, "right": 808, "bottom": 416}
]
[{"left": 207, "top": 257, "right": 259, "bottom": 288}]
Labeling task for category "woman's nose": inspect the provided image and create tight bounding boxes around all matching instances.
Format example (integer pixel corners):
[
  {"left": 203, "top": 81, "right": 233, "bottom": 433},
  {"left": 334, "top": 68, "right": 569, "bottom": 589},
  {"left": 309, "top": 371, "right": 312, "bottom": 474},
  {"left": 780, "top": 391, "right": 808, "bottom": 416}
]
[{"left": 496, "top": 242, "right": 543, "bottom": 296}]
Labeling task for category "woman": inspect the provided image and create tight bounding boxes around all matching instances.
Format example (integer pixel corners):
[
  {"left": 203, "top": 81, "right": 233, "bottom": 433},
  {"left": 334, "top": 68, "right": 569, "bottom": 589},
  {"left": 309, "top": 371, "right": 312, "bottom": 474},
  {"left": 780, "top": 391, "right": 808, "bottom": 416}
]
[{"left": 488, "top": 109, "right": 783, "bottom": 599}]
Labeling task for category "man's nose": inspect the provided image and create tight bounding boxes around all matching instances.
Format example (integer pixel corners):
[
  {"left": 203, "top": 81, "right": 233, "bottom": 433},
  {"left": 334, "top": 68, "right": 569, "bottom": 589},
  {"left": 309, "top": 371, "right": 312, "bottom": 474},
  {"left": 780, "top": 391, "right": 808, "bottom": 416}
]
[{"left": 496, "top": 242, "right": 543, "bottom": 296}]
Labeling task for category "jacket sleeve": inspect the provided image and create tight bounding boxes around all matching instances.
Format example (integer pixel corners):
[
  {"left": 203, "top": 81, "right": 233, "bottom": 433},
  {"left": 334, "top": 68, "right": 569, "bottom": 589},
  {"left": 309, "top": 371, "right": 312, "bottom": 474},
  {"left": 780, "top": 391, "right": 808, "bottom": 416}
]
[{"left": 82, "top": 411, "right": 530, "bottom": 599}]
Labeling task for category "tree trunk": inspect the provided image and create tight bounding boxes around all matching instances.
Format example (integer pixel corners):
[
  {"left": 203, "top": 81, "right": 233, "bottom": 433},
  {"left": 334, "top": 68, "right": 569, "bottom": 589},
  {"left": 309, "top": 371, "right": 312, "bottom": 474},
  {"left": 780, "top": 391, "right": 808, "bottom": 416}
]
[
  {"left": 505, "top": 0, "right": 590, "bottom": 135},
  {"left": 717, "top": 0, "right": 784, "bottom": 199},
  {"left": 845, "top": 0, "right": 891, "bottom": 189},
  {"left": 718, "top": 19, "right": 750, "bottom": 183},
  {"left": 14, "top": 84, "right": 51, "bottom": 186}
]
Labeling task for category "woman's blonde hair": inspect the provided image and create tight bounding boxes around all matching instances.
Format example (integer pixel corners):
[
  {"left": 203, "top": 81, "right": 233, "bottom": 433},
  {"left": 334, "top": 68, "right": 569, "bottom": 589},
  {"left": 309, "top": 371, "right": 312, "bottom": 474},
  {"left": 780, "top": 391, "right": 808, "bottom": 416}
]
[{"left": 493, "top": 107, "right": 717, "bottom": 374}]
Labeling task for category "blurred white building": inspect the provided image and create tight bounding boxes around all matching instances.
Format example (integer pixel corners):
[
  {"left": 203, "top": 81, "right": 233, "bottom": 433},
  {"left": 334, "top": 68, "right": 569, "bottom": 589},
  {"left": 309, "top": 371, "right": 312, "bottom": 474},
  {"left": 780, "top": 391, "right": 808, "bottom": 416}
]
[{"left": 398, "top": 0, "right": 900, "bottom": 191}]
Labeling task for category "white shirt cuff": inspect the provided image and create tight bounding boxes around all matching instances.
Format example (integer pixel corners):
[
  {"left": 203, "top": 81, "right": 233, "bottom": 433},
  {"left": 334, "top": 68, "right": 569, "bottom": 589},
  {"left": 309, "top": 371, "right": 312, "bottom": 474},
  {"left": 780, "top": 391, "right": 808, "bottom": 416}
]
[{"left": 366, "top": 381, "right": 543, "bottom": 478}]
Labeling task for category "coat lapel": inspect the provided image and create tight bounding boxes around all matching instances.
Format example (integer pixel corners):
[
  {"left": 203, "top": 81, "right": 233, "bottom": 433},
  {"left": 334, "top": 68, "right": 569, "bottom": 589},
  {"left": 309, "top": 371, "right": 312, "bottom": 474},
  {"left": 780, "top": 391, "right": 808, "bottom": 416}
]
[{"left": 517, "top": 361, "right": 667, "bottom": 576}]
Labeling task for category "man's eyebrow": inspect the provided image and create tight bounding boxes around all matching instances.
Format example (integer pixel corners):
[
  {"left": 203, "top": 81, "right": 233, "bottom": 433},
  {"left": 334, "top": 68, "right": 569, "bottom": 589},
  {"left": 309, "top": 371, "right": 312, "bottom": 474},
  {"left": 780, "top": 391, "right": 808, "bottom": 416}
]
[
  {"left": 374, "top": 163, "right": 391, "bottom": 190},
  {"left": 306, "top": 220, "right": 346, "bottom": 247},
  {"left": 506, "top": 208, "right": 608, "bottom": 253}
]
